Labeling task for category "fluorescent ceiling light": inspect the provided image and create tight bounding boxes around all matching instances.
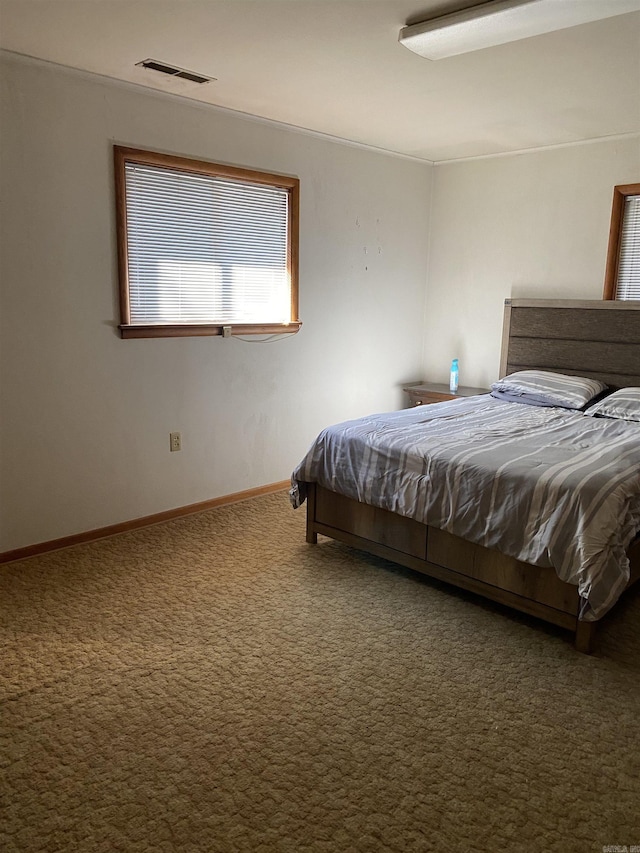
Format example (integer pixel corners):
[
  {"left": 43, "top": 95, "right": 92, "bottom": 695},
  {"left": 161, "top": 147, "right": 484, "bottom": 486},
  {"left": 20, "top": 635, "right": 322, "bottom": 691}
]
[{"left": 399, "top": 0, "right": 640, "bottom": 60}]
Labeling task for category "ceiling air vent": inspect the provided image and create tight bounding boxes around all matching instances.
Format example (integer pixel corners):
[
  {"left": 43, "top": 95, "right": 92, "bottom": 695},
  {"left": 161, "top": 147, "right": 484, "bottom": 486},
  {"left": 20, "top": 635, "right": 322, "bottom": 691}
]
[{"left": 136, "top": 59, "right": 215, "bottom": 84}]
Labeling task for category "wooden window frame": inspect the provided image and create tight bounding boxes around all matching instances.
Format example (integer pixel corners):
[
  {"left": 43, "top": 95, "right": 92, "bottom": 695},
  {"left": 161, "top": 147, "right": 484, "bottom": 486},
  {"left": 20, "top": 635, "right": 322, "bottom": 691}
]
[
  {"left": 114, "top": 146, "right": 301, "bottom": 338},
  {"left": 603, "top": 182, "right": 640, "bottom": 301}
]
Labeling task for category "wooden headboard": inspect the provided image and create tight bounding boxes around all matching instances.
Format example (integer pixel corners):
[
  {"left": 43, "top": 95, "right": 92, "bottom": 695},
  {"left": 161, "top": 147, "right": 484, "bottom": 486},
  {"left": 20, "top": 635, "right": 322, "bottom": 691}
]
[{"left": 499, "top": 299, "right": 640, "bottom": 389}]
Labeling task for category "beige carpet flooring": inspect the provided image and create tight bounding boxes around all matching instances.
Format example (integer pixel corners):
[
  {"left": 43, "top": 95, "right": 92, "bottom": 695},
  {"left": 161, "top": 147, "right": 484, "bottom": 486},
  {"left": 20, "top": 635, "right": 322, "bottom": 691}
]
[{"left": 1, "top": 491, "right": 639, "bottom": 853}]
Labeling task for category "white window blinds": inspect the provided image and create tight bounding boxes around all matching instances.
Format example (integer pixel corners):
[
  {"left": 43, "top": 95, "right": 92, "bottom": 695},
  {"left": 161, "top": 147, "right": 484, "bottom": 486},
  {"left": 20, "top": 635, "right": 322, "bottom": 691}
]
[
  {"left": 616, "top": 195, "right": 640, "bottom": 300},
  {"left": 124, "top": 162, "right": 291, "bottom": 324}
]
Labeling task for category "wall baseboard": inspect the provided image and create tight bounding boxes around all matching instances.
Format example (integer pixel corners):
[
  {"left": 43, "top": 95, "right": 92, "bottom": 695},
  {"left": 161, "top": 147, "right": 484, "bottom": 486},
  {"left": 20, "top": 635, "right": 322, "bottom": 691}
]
[{"left": 0, "top": 480, "right": 291, "bottom": 564}]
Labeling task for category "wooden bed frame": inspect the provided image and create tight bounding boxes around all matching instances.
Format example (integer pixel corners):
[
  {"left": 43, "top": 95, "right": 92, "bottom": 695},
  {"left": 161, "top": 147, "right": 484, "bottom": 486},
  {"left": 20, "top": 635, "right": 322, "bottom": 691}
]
[{"left": 304, "top": 299, "right": 640, "bottom": 652}]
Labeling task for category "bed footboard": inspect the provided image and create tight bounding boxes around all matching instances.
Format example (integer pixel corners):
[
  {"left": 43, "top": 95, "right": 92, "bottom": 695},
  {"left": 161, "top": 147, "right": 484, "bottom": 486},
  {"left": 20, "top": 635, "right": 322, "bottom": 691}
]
[{"left": 305, "top": 483, "right": 608, "bottom": 652}]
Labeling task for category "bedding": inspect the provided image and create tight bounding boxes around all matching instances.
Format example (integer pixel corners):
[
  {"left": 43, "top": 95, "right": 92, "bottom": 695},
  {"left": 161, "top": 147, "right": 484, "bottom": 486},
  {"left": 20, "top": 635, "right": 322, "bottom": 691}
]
[
  {"left": 585, "top": 388, "right": 640, "bottom": 422},
  {"left": 490, "top": 370, "right": 607, "bottom": 409},
  {"left": 291, "top": 395, "right": 640, "bottom": 621}
]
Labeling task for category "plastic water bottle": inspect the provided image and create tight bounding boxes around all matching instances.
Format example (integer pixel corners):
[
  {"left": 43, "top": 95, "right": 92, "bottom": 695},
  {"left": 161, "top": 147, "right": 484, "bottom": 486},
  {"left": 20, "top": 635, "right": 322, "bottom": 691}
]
[{"left": 450, "top": 358, "right": 459, "bottom": 394}]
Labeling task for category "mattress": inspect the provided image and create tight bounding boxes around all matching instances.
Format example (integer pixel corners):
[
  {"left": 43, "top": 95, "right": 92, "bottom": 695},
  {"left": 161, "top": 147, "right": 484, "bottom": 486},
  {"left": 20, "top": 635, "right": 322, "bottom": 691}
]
[{"left": 291, "top": 395, "right": 640, "bottom": 620}]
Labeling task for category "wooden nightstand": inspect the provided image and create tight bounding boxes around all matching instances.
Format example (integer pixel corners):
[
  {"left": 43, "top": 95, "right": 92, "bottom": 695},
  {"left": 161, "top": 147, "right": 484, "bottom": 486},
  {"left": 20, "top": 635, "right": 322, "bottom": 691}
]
[{"left": 403, "top": 382, "right": 488, "bottom": 407}]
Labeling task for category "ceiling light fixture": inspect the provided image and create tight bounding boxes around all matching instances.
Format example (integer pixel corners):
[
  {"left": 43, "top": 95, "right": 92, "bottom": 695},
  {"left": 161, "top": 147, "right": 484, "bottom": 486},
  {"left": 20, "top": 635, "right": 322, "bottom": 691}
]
[{"left": 399, "top": 0, "right": 640, "bottom": 60}]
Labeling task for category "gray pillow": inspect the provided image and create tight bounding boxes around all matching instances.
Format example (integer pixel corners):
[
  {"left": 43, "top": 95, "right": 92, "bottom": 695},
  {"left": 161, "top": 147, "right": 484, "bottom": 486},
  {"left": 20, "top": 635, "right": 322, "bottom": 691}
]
[
  {"left": 490, "top": 370, "right": 608, "bottom": 410},
  {"left": 584, "top": 388, "right": 640, "bottom": 422}
]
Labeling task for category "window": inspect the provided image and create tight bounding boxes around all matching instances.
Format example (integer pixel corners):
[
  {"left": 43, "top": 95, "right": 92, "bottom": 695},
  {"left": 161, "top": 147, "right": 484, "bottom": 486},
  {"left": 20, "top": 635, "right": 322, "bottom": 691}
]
[
  {"left": 114, "top": 146, "right": 301, "bottom": 338},
  {"left": 603, "top": 183, "right": 640, "bottom": 300}
]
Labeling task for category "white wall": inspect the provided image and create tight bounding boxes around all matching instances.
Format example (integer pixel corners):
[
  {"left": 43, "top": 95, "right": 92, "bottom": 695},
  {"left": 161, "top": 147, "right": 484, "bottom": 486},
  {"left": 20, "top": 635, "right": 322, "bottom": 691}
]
[
  {"left": 0, "top": 54, "right": 432, "bottom": 551},
  {"left": 424, "top": 137, "right": 640, "bottom": 388}
]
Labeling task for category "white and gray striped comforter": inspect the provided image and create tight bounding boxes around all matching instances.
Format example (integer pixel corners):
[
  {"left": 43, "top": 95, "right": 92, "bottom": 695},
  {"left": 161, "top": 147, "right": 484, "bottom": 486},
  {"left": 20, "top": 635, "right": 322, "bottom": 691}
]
[{"left": 290, "top": 396, "right": 640, "bottom": 621}]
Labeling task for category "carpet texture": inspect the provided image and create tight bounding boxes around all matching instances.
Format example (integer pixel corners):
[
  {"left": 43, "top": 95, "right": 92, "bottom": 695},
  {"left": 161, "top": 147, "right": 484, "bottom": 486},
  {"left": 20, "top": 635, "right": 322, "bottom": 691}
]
[{"left": 1, "top": 491, "right": 639, "bottom": 853}]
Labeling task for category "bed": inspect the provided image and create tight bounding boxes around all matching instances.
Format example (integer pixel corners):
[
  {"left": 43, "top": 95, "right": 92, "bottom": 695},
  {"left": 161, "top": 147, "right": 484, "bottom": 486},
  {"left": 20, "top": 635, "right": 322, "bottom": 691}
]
[{"left": 291, "top": 299, "right": 640, "bottom": 652}]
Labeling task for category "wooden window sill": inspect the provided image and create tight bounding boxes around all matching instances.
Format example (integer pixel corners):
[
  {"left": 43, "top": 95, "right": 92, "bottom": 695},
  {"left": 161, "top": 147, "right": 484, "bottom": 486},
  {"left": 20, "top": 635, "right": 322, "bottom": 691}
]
[{"left": 119, "top": 322, "right": 302, "bottom": 339}]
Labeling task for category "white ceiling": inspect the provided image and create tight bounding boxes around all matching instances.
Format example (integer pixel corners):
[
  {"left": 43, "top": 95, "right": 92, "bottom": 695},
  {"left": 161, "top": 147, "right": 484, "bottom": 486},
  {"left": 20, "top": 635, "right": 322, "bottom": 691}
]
[{"left": 1, "top": 0, "right": 639, "bottom": 162}]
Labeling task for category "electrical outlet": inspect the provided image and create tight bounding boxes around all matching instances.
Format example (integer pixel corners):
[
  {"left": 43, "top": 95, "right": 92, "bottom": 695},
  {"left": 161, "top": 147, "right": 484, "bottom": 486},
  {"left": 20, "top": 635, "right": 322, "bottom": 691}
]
[{"left": 170, "top": 432, "right": 181, "bottom": 452}]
